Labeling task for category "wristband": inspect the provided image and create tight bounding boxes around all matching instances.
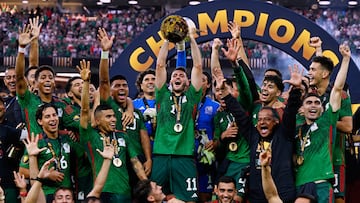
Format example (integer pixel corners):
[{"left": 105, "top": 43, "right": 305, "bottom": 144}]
[
  {"left": 101, "top": 51, "right": 109, "bottom": 59},
  {"left": 18, "top": 47, "right": 26, "bottom": 54},
  {"left": 30, "top": 177, "right": 45, "bottom": 183},
  {"left": 19, "top": 191, "right": 28, "bottom": 197}
]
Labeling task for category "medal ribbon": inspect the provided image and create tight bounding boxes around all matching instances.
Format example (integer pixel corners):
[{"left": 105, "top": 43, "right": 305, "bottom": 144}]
[
  {"left": 298, "top": 125, "right": 311, "bottom": 159},
  {"left": 44, "top": 134, "right": 63, "bottom": 171},
  {"left": 172, "top": 95, "right": 183, "bottom": 125}
]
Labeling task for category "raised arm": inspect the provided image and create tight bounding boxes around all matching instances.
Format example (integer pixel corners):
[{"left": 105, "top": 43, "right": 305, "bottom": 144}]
[
  {"left": 16, "top": 24, "right": 34, "bottom": 96},
  {"left": 330, "top": 44, "right": 350, "bottom": 112},
  {"left": 22, "top": 133, "right": 47, "bottom": 203},
  {"left": 79, "top": 60, "right": 91, "bottom": 129},
  {"left": 87, "top": 137, "right": 114, "bottom": 198},
  {"left": 155, "top": 40, "right": 169, "bottom": 89},
  {"left": 211, "top": 38, "right": 224, "bottom": 80},
  {"left": 29, "top": 16, "right": 42, "bottom": 67},
  {"left": 309, "top": 37, "right": 323, "bottom": 56},
  {"left": 98, "top": 28, "right": 114, "bottom": 101},
  {"left": 260, "top": 150, "right": 283, "bottom": 203},
  {"left": 189, "top": 28, "right": 203, "bottom": 91},
  {"left": 282, "top": 65, "right": 303, "bottom": 137},
  {"left": 229, "top": 21, "right": 249, "bottom": 67},
  {"left": 24, "top": 158, "right": 54, "bottom": 203}
]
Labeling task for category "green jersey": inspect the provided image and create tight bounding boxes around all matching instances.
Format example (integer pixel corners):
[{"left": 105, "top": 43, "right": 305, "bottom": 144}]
[
  {"left": 153, "top": 84, "right": 202, "bottom": 156},
  {"left": 80, "top": 127, "right": 137, "bottom": 195},
  {"left": 62, "top": 98, "right": 81, "bottom": 132},
  {"left": 125, "top": 110, "right": 147, "bottom": 156},
  {"left": 17, "top": 89, "right": 67, "bottom": 135},
  {"left": 295, "top": 104, "right": 339, "bottom": 186},
  {"left": 332, "top": 92, "right": 352, "bottom": 166},
  {"left": 20, "top": 133, "right": 81, "bottom": 195},
  {"left": 213, "top": 111, "right": 250, "bottom": 163},
  {"left": 104, "top": 98, "right": 147, "bottom": 156}
]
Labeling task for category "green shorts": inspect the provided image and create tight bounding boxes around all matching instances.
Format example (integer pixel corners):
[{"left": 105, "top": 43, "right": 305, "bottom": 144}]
[
  {"left": 333, "top": 164, "right": 345, "bottom": 198},
  {"left": 76, "top": 175, "right": 93, "bottom": 201},
  {"left": 224, "top": 161, "right": 249, "bottom": 197},
  {"left": 297, "top": 181, "right": 333, "bottom": 203},
  {"left": 151, "top": 155, "right": 198, "bottom": 202},
  {"left": 100, "top": 192, "right": 131, "bottom": 203}
]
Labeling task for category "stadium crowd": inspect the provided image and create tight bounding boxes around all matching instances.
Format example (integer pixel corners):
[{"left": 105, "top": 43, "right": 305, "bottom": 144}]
[
  {"left": 0, "top": 5, "right": 359, "bottom": 60},
  {"left": 0, "top": 2, "right": 360, "bottom": 203}
]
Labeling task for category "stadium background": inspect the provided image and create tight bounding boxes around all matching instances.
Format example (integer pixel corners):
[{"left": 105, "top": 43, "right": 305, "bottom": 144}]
[{"left": 0, "top": 0, "right": 359, "bottom": 108}]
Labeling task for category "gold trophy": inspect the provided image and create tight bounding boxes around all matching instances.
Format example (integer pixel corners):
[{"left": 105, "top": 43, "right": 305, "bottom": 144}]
[{"left": 160, "top": 15, "right": 189, "bottom": 43}]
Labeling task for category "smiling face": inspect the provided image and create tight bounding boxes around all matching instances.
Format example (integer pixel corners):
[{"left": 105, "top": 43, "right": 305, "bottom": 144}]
[
  {"left": 216, "top": 182, "right": 236, "bottom": 203},
  {"left": 256, "top": 108, "right": 279, "bottom": 138},
  {"left": 4, "top": 68, "right": 16, "bottom": 95},
  {"left": 260, "top": 80, "right": 281, "bottom": 106},
  {"left": 111, "top": 79, "right": 129, "bottom": 105},
  {"left": 307, "top": 62, "right": 329, "bottom": 87},
  {"left": 170, "top": 69, "right": 188, "bottom": 94},
  {"left": 37, "top": 106, "right": 59, "bottom": 135},
  {"left": 36, "top": 70, "right": 55, "bottom": 95},
  {"left": 96, "top": 109, "right": 117, "bottom": 133},
  {"left": 302, "top": 95, "right": 323, "bottom": 123},
  {"left": 140, "top": 73, "right": 155, "bottom": 96}
]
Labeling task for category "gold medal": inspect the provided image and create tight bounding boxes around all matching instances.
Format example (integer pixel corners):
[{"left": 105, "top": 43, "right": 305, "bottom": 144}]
[
  {"left": 174, "top": 123, "right": 183, "bottom": 133},
  {"left": 297, "top": 156, "right": 304, "bottom": 166},
  {"left": 229, "top": 142, "right": 238, "bottom": 151},
  {"left": 113, "top": 157, "right": 122, "bottom": 167}
]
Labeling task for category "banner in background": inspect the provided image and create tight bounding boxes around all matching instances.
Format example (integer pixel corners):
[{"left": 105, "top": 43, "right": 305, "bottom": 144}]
[{"left": 110, "top": 0, "right": 360, "bottom": 103}]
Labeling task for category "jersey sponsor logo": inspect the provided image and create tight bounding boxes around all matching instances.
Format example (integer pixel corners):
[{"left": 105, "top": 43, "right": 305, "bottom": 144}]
[
  {"left": 118, "top": 138, "right": 126, "bottom": 147},
  {"left": 73, "top": 115, "right": 80, "bottom": 121},
  {"left": 45, "top": 149, "right": 51, "bottom": 154},
  {"left": 310, "top": 123, "right": 318, "bottom": 132},
  {"left": 22, "top": 155, "right": 29, "bottom": 163},
  {"left": 63, "top": 143, "right": 70, "bottom": 153},
  {"left": 205, "top": 106, "right": 213, "bottom": 115},
  {"left": 57, "top": 108, "right": 63, "bottom": 117},
  {"left": 134, "top": 112, "right": 140, "bottom": 119},
  {"left": 325, "top": 102, "right": 330, "bottom": 111},
  {"left": 181, "top": 96, "right": 188, "bottom": 103}
]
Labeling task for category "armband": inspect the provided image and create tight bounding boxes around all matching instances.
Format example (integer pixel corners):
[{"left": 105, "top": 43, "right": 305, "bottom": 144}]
[
  {"left": 101, "top": 51, "right": 109, "bottom": 59},
  {"left": 30, "top": 177, "right": 45, "bottom": 183},
  {"left": 18, "top": 47, "right": 26, "bottom": 54}
]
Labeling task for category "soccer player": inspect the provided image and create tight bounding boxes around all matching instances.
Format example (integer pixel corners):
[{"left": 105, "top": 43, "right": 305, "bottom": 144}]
[
  {"left": 195, "top": 71, "right": 220, "bottom": 202},
  {"left": 307, "top": 38, "right": 352, "bottom": 203},
  {"left": 151, "top": 25, "right": 202, "bottom": 202},
  {"left": 211, "top": 38, "right": 250, "bottom": 203},
  {"left": 133, "top": 69, "right": 157, "bottom": 145},
  {"left": 294, "top": 44, "right": 351, "bottom": 203},
  {"left": 79, "top": 59, "right": 147, "bottom": 203},
  {"left": 20, "top": 103, "right": 85, "bottom": 202},
  {"left": 97, "top": 27, "right": 152, "bottom": 183},
  {"left": 209, "top": 176, "right": 240, "bottom": 203}
]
